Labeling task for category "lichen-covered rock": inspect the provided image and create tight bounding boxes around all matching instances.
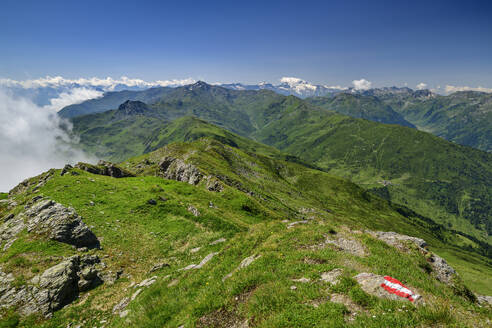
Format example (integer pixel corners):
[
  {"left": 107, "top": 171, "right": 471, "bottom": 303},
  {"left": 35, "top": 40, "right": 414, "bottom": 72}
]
[
  {"left": 0, "top": 255, "right": 103, "bottom": 317},
  {"left": 24, "top": 199, "right": 100, "bottom": 249},
  {"left": 159, "top": 157, "right": 202, "bottom": 185}
]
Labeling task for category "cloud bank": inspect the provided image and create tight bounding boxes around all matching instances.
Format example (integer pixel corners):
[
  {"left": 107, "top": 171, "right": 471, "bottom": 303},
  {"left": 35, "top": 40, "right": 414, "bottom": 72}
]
[
  {"left": 0, "top": 88, "right": 95, "bottom": 192},
  {"left": 352, "top": 78, "right": 372, "bottom": 90},
  {"left": 0, "top": 76, "right": 196, "bottom": 91},
  {"left": 444, "top": 85, "right": 492, "bottom": 94},
  {"left": 416, "top": 83, "right": 428, "bottom": 90}
]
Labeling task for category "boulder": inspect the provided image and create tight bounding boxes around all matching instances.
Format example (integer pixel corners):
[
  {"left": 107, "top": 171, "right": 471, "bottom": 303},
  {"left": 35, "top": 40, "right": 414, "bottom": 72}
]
[
  {"left": 354, "top": 273, "right": 422, "bottom": 304},
  {"left": 159, "top": 157, "right": 202, "bottom": 185},
  {"left": 24, "top": 199, "right": 100, "bottom": 249},
  {"left": 0, "top": 255, "right": 103, "bottom": 317}
]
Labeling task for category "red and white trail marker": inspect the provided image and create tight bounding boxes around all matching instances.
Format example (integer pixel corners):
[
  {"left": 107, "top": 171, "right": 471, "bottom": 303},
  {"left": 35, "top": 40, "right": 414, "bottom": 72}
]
[{"left": 380, "top": 276, "right": 420, "bottom": 302}]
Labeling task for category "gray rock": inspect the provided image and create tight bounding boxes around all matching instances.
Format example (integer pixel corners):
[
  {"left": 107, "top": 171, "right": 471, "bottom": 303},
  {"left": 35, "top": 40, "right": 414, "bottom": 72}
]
[
  {"left": 428, "top": 254, "right": 456, "bottom": 284},
  {"left": 476, "top": 294, "right": 492, "bottom": 307},
  {"left": 159, "top": 157, "right": 202, "bottom": 185},
  {"left": 287, "top": 220, "right": 308, "bottom": 229},
  {"left": 75, "top": 161, "right": 134, "bottom": 178},
  {"left": 223, "top": 254, "right": 261, "bottom": 281},
  {"left": 354, "top": 272, "right": 422, "bottom": 304},
  {"left": 209, "top": 238, "right": 226, "bottom": 245},
  {"left": 206, "top": 176, "right": 223, "bottom": 192},
  {"left": 23, "top": 199, "right": 100, "bottom": 249},
  {"left": 371, "top": 231, "right": 457, "bottom": 285},
  {"left": 149, "top": 262, "right": 170, "bottom": 273},
  {"left": 320, "top": 269, "right": 343, "bottom": 284},
  {"left": 0, "top": 255, "right": 103, "bottom": 317},
  {"left": 371, "top": 231, "right": 427, "bottom": 250},
  {"left": 180, "top": 252, "right": 219, "bottom": 271},
  {"left": 187, "top": 205, "right": 200, "bottom": 217},
  {"left": 60, "top": 164, "right": 73, "bottom": 176}
]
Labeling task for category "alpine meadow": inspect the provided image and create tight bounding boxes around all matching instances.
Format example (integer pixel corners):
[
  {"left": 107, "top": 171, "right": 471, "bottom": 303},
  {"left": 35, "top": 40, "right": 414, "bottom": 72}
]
[{"left": 1, "top": 1, "right": 491, "bottom": 327}]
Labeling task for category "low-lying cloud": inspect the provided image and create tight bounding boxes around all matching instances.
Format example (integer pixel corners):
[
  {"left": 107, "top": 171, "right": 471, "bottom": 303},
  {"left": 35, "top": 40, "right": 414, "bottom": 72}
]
[
  {"left": 352, "top": 78, "right": 372, "bottom": 90},
  {"left": 0, "top": 88, "right": 95, "bottom": 192},
  {"left": 444, "top": 85, "right": 492, "bottom": 94},
  {"left": 0, "top": 76, "right": 196, "bottom": 91}
]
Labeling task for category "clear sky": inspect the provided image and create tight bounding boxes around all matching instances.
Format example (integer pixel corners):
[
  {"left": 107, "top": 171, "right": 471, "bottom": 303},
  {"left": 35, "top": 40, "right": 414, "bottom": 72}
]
[{"left": 1, "top": 0, "right": 491, "bottom": 88}]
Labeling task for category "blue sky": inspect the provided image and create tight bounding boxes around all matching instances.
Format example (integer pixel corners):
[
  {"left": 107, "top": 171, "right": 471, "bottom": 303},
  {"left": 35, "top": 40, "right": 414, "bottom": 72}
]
[{"left": 1, "top": 0, "right": 491, "bottom": 88}]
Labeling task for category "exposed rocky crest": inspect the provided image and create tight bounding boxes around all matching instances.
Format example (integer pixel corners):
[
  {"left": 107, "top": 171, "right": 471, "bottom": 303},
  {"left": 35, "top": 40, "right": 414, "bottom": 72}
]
[
  {"left": 75, "top": 161, "right": 135, "bottom": 178},
  {"left": 159, "top": 156, "right": 203, "bottom": 185}
]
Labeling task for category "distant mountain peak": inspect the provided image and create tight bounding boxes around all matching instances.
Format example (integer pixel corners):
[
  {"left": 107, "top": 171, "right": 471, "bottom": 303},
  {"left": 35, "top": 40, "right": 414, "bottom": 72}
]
[
  {"left": 117, "top": 100, "right": 149, "bottom": 115},
  {"left": 188, "top": 81, "right": 211, "bottom": 90}
]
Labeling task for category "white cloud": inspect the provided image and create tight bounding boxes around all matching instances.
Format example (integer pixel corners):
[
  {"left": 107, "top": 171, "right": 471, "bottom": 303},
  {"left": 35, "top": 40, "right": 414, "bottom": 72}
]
[
  {"left": 416, "top": 83, "right": 428, "bottom": 90},
  {"left": 0, "top": 88, "right": 95, "bottom": 192},
  {"left": 43, "top": 88, "right": 103, "bottom": 111},
  {"left": 444, "top": 85, "right": 492, "bottom": 94},
  {"left": 280, "top": 77, "right": 306, "bottom": 86},
  {"left": 0, "top": 76, "right": 196, "bottom": 91},
  {"left": 352, "top": 78, "right": 372, "bottom": 90}
]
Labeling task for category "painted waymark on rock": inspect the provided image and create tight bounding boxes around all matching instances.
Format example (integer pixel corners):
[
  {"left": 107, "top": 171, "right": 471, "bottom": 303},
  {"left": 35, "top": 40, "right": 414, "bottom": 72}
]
[{"left": 381, "top": 276, "right": 420, "bottom": 302}]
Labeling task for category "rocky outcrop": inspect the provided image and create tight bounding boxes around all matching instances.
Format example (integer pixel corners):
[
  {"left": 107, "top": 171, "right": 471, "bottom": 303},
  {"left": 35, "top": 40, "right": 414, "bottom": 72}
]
[
  {"left": 371, "top": 231, "right": 456, "bottom": 285},
  {"left": 75, "top": 161, "right": 135, "bottom": 178},
  {"left": 159, "top": 157, "right": 202, "bottom": 185},
  {"left": 0, "top": 198, "right": 99, "bottom": 250},
  {"left": 206, "top": 176, "right": 223, "bottom": 192},
  {"left": 9, "top": 170, "right": 54, "bottom": 195},
  {"left": 25, "top": 199, "right": 100, "bottom": 249},
  {"left": 370, "top": 231, "right": 427, "bottom": 250},
  {"left": 0, "top": 255, "right": 103, "bottom": 317}
]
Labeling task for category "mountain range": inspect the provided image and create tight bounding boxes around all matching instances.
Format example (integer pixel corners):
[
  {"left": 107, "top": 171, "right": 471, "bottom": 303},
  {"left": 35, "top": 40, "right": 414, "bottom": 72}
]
[
  {"left": 63, "top": 82, "right": 492, "bottom": 246},
  {"left": 1, "top": 80, "right": 491, "bottom": 327}
]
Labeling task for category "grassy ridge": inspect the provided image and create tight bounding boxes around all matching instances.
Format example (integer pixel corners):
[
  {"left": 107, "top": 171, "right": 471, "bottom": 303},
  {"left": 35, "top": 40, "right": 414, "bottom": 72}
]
[{"left": 1, "top": 137, "right": 490, "bottom": 327}]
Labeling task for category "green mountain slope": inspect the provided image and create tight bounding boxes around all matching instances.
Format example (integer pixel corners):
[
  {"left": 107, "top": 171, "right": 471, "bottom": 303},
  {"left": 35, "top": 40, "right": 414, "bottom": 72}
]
[
  {"left": 58, "top": 87, "right": 173, "bottom": 118},
  {"left": 1, "top": 137, "right": 490, "bottom": 327},
  {"left": 251, "top": 105, "right": 492, "bottom": 242},
  {"left": 306, "top": 93, "right": 416, "bottom": 128},
  {"left": 375, "top": 90, "right": 492, "bottom": 152},
  {"left": 68, "top": 83, "right": 492, "bottom": 245}
]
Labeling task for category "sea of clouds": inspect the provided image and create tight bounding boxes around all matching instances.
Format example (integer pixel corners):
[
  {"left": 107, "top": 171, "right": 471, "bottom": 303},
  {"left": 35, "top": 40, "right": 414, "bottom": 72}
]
[{"left": 0, "top": 88, "right": 99, "bottom": 191}]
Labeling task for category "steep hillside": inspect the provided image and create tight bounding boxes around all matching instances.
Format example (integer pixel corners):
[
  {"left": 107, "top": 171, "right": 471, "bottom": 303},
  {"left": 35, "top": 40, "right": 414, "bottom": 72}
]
[
  {"left": 58, "top": 87, "right": 173, "bottom": 118},
  {"left": 1, "top": 138, "right": 490, "bottom": 327},
  {"left": 375, "top": 90, "right": 492, "bottom": 152},
  {"left": 306, "top": 93, "right": 415, "bottom": 128},
  {"left": 251, "top": 105, "right": 492, "bottom": 243}
]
